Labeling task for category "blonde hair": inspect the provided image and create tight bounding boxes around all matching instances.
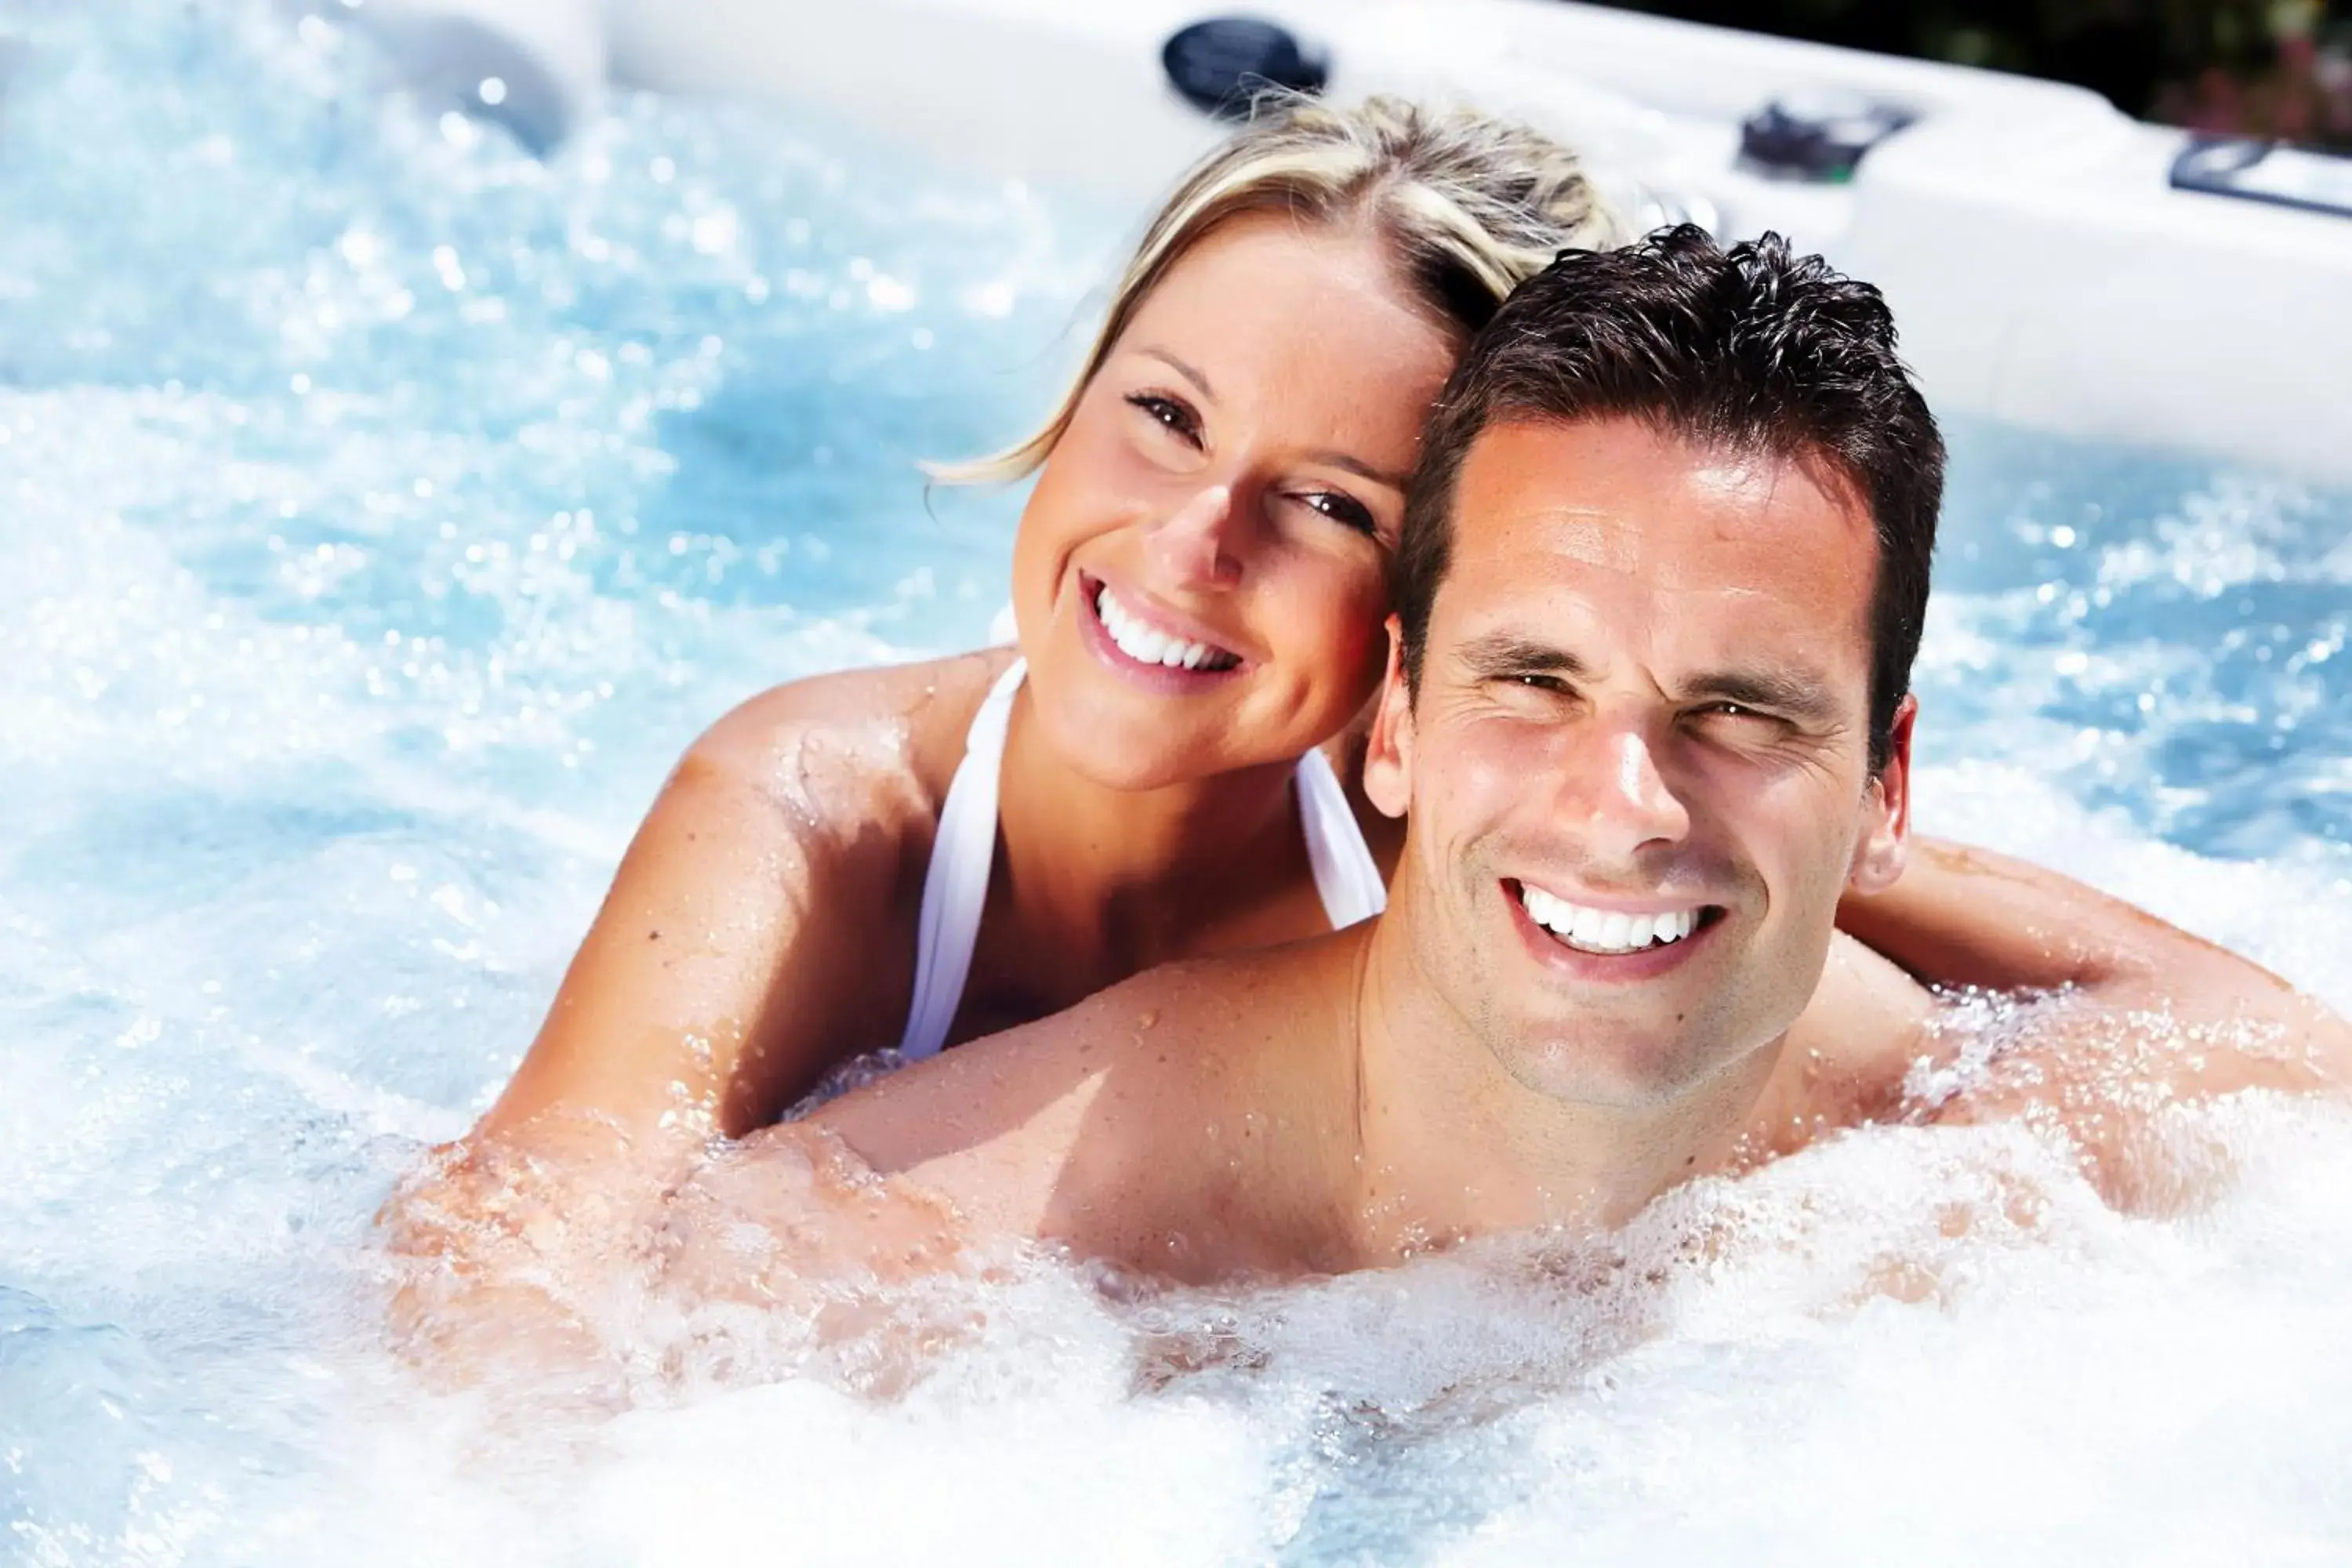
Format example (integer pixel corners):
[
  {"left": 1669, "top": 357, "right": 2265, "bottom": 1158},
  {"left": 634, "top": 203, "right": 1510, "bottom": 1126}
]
[{"left": 931, "top": 94, "right": 1628, "bottom": 486}]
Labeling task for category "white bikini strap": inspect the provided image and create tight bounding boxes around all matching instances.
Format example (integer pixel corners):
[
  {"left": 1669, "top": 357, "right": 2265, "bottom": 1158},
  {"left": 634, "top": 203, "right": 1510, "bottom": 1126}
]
[
  {"left": 1296, "top": 743, "right": 1388, "bottom": 928},
  {"left": 896, "top": 658, "right": 1025, "bottom": 1061},
  {"left": 899, "top": 663, "right": 1386, "bottom": 1059}
]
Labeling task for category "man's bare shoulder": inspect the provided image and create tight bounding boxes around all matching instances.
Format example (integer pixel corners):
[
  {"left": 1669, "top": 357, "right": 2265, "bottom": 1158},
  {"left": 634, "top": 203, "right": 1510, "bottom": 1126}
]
[
  {"left": 808, "top": 935, "right": 1363, "bottom": 1270},
  {"left": 808, "top": 938, "right": 1338, "bottom": 1178},
  {"left": 1765, "top": 931, "right": 1941, "bottom": 1142}
]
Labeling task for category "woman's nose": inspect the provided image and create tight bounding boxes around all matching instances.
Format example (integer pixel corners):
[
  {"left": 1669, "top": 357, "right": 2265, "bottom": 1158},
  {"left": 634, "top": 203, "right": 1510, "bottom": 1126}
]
[{"left": 1144, "top": 483, "right": 1243, "bottom": 590}]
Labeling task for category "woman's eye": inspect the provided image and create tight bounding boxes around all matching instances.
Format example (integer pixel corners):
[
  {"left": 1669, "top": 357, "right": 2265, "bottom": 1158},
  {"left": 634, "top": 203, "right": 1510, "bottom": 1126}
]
[
  {"left": 1125, "top": 393, "right": 1202, "bottom": 447},
  {"left": 1298, "top": 490, "right": 1379, "bottom": 537}
]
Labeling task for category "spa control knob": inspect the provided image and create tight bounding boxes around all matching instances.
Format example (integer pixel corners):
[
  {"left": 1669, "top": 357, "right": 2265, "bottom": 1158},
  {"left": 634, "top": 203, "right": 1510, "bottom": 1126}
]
[
  {"left": 1737, "top": 92, "right": 1915, "bottom": 183},
  {"left": 1162, "top": 17, "right": 1329, "bottom": 118}
]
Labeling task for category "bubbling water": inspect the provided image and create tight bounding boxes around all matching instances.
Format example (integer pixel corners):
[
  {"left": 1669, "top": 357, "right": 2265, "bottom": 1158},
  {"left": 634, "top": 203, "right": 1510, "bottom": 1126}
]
[{"left": 3, "top": 5, "right": 2351, "bottom": 1564}]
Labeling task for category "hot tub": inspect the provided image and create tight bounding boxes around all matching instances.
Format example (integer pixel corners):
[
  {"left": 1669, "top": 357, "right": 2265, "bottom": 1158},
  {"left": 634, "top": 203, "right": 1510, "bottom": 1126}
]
[
  {"left": 354, "top": 0, "right": 2352, "bottom": 485},
  {"left": 2, "top": 3, "right": 2350, "bottom": 1563}
]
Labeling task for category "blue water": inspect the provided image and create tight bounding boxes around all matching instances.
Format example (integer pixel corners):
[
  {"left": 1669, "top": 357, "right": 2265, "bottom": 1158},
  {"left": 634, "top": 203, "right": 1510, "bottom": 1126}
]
[{"left": 4, "top": 5, "right": 2350, "bottom": 1565}]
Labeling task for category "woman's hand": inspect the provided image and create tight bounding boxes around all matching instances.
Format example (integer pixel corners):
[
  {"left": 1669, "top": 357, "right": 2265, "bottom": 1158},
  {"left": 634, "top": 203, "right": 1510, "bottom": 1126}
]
[{"left": 378, "top": 1109, "right": 695, "bottom": 1393}]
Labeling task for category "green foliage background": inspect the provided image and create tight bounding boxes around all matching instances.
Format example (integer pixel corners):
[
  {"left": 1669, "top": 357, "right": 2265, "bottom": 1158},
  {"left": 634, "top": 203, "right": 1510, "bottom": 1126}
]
[{"left": 1599, "top": 0, "right": 2352, "bottom": 147}]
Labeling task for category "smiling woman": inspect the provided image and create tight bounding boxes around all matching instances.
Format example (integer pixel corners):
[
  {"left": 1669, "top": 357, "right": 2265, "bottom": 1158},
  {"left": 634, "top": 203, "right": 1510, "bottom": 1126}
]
[{"left": 379, "top": 93, "right": 1628, "bottom": 1350}]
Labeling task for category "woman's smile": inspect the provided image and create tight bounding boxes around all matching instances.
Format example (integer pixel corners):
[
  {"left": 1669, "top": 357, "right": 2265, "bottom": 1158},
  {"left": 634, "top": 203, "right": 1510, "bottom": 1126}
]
[{"left": 1076, "top": 568, "right": 1250, "bottom": 692}]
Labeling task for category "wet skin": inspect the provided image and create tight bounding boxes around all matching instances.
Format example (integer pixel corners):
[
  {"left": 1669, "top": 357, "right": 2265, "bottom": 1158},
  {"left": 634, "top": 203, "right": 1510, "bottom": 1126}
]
[
  {"left": 387, "top": 282, "right": 2351, "bottom": 1369},
  {"left": 426, "top": 212, "right": 1459, "bottom": 1163},
  {"left": 782, "top": 419, "right": 2350, "bottom": 1285},
  {"left": 1362, "top": 419, "right": 1907, "bottom": 1117},
  {"left": 380, "top": 214, "right": 1472, "bottom": 1348}
]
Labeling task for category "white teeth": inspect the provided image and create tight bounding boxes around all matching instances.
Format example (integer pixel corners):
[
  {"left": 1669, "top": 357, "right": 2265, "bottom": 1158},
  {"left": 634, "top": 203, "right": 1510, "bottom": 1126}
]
[
  {"left": 1094, "top": 583, "right": 1236, "bottom": 673},
  {"left": 1516, "top": 884, "right": 1700, "bottom": 956}
]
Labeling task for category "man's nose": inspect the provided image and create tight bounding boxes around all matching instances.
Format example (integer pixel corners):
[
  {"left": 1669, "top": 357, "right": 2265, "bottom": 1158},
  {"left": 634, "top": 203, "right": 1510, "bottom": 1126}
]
[
  {"left": 1559, "top": 724, "right": 1691, "bottom": 858},
  {"left": 1144, "top": 483, "right": 1243, "bottom": 590}
]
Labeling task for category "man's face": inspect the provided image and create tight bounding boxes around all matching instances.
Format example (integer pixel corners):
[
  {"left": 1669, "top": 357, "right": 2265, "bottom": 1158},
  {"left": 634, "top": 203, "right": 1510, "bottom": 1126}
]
[{"left": 1367, "top": 416, "right": 1912, "bottom": 1109}]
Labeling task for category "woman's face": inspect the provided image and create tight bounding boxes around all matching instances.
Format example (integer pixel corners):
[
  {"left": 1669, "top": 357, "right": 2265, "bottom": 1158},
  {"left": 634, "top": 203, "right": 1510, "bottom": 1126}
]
[{"left": 1011, "top": 212, "right": 1462, "bottom": 793}]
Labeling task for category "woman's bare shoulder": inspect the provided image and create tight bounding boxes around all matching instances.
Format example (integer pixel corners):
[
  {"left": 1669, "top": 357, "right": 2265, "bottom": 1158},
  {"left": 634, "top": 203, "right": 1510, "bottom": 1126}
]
[
  {"left": 684, "top": 648, "right": 1017, "bottom": 826},
  {"left": 470, "top": 648, "right": 1018, "bottom": 1142}
]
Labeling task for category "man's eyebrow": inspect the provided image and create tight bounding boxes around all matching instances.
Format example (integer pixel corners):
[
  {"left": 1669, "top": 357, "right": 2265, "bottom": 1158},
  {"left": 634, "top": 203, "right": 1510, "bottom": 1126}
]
[
  {"left": 1456, "top": 632, "right": 1591, "bottom": 679},
  {"left": 1685, "top": 667, "right": 1843, "bottom": 724},
  {"left": 1137, "top": 347, "right": 1214, "bottom": 402}
]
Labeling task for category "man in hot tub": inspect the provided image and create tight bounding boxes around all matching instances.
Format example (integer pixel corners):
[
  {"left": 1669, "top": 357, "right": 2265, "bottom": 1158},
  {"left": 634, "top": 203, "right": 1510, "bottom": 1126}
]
[{"left": 462, "top": 228, "right": 2352, "bottom": 1312}]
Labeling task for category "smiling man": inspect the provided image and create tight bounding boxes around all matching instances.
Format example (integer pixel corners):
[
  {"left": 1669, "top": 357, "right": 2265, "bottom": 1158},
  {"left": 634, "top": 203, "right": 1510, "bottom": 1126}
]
[{"left": 646, "top": 229, "right": 2351, "bottom": 1297}]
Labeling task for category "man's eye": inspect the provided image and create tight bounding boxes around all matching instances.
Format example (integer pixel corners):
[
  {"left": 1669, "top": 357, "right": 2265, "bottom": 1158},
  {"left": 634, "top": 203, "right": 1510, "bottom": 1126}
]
[
  {"left": 1694, "top": 701, "right": 1784, "bottom": 728},
  {"left": 1299, "top": 490, "right": 1378, "bottom": 537},
  {"left": 1510, "top": 673, "right": 1570, "bottom": 694},
  {"left": 1125, "top": 393, "right": 1202, "bottom": 446}
]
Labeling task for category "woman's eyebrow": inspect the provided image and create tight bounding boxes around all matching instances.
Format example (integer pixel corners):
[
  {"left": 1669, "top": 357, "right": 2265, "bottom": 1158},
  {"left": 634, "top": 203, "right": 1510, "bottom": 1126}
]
[
  {"left": 1138, "top": 347, "right": 1215, "bottom": 402},
  {"left": 1134, "top": 346, "right": 1402, "bottom": 490},
  {"left": 1308, "top": 450, "right": 1409, "bottom": 491}
]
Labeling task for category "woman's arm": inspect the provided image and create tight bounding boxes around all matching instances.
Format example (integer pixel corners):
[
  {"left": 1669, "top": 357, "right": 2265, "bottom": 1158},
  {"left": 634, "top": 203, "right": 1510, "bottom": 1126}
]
[
  {"left": 379, "top": 655, "right": 999, "bottom": 1371},
  {"left": 1838, "top": 837, "right": 2274, "bottom": 1006},
  {"left": 486, "top": 666, "right": 953, "bottom": 1143},
  {"left": 1838, "top": 837, "right": 2351, "bottom": 1100}
]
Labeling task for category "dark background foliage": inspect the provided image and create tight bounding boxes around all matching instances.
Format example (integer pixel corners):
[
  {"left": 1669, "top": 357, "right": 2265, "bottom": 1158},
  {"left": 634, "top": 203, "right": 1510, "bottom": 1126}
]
[{"left": 1597, "top": 0, "right": 2352, "bottom": 147}]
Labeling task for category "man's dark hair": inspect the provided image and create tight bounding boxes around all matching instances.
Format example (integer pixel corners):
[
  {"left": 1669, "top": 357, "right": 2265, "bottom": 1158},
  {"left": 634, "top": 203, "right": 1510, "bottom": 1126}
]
[{"left": 1392, "top": 225, "right": 1943, "bottom": 773}]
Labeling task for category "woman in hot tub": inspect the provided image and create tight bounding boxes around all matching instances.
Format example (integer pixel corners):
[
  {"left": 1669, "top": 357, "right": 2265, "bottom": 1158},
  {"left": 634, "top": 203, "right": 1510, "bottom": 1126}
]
[
  {"left": 384, "top": 97, "right": 1640, "bottom": 1348},
  {"left": 397, "top": 96, "right": 1621, "bottom": 1167}
]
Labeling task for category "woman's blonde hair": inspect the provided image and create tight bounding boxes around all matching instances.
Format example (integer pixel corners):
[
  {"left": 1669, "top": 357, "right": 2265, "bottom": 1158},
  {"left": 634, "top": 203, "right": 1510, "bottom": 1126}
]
[{"left": 932, "top": 94, "right": 1628, "bottom": 486}]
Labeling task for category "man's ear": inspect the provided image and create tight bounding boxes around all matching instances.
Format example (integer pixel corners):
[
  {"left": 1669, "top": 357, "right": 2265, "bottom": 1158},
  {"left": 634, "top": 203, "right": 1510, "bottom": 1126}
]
[
  {"left": 1848, "top": 694, "right": 1915, "bottom": 894},
  {"left": 1363, "top": 617, "right": 1415, "bottom": 819}
]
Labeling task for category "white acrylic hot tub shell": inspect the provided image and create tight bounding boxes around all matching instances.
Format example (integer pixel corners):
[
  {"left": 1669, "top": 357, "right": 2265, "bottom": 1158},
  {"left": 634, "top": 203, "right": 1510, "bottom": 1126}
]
[
  {"left": 56, "top": 0, "right": 2352, "bottom": 481},
  {"left": 597, "top": 0, "right": 2352, "bottom": 484}
]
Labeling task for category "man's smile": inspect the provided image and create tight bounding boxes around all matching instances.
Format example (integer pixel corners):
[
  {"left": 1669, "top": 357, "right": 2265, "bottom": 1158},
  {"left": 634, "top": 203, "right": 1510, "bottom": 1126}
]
[{"left": 1503, "top": 877, "right": 1727, "bottom": 979}]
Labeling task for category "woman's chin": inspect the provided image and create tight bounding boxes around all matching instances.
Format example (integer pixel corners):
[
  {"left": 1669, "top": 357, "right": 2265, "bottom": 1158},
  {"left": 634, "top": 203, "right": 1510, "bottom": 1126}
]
[
  {"left": 1022, "top": 638, "right": 1352, "bottom": 793},
  {"left": 1033, "top": 695, "right": 1231, "bottom": 792}
]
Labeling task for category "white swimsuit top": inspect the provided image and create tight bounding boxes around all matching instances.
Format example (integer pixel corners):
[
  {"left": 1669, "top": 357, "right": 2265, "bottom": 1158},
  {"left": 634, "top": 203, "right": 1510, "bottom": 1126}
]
[{"left": 895, "top": 658, "right": 1387, "bottom": 1061}]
